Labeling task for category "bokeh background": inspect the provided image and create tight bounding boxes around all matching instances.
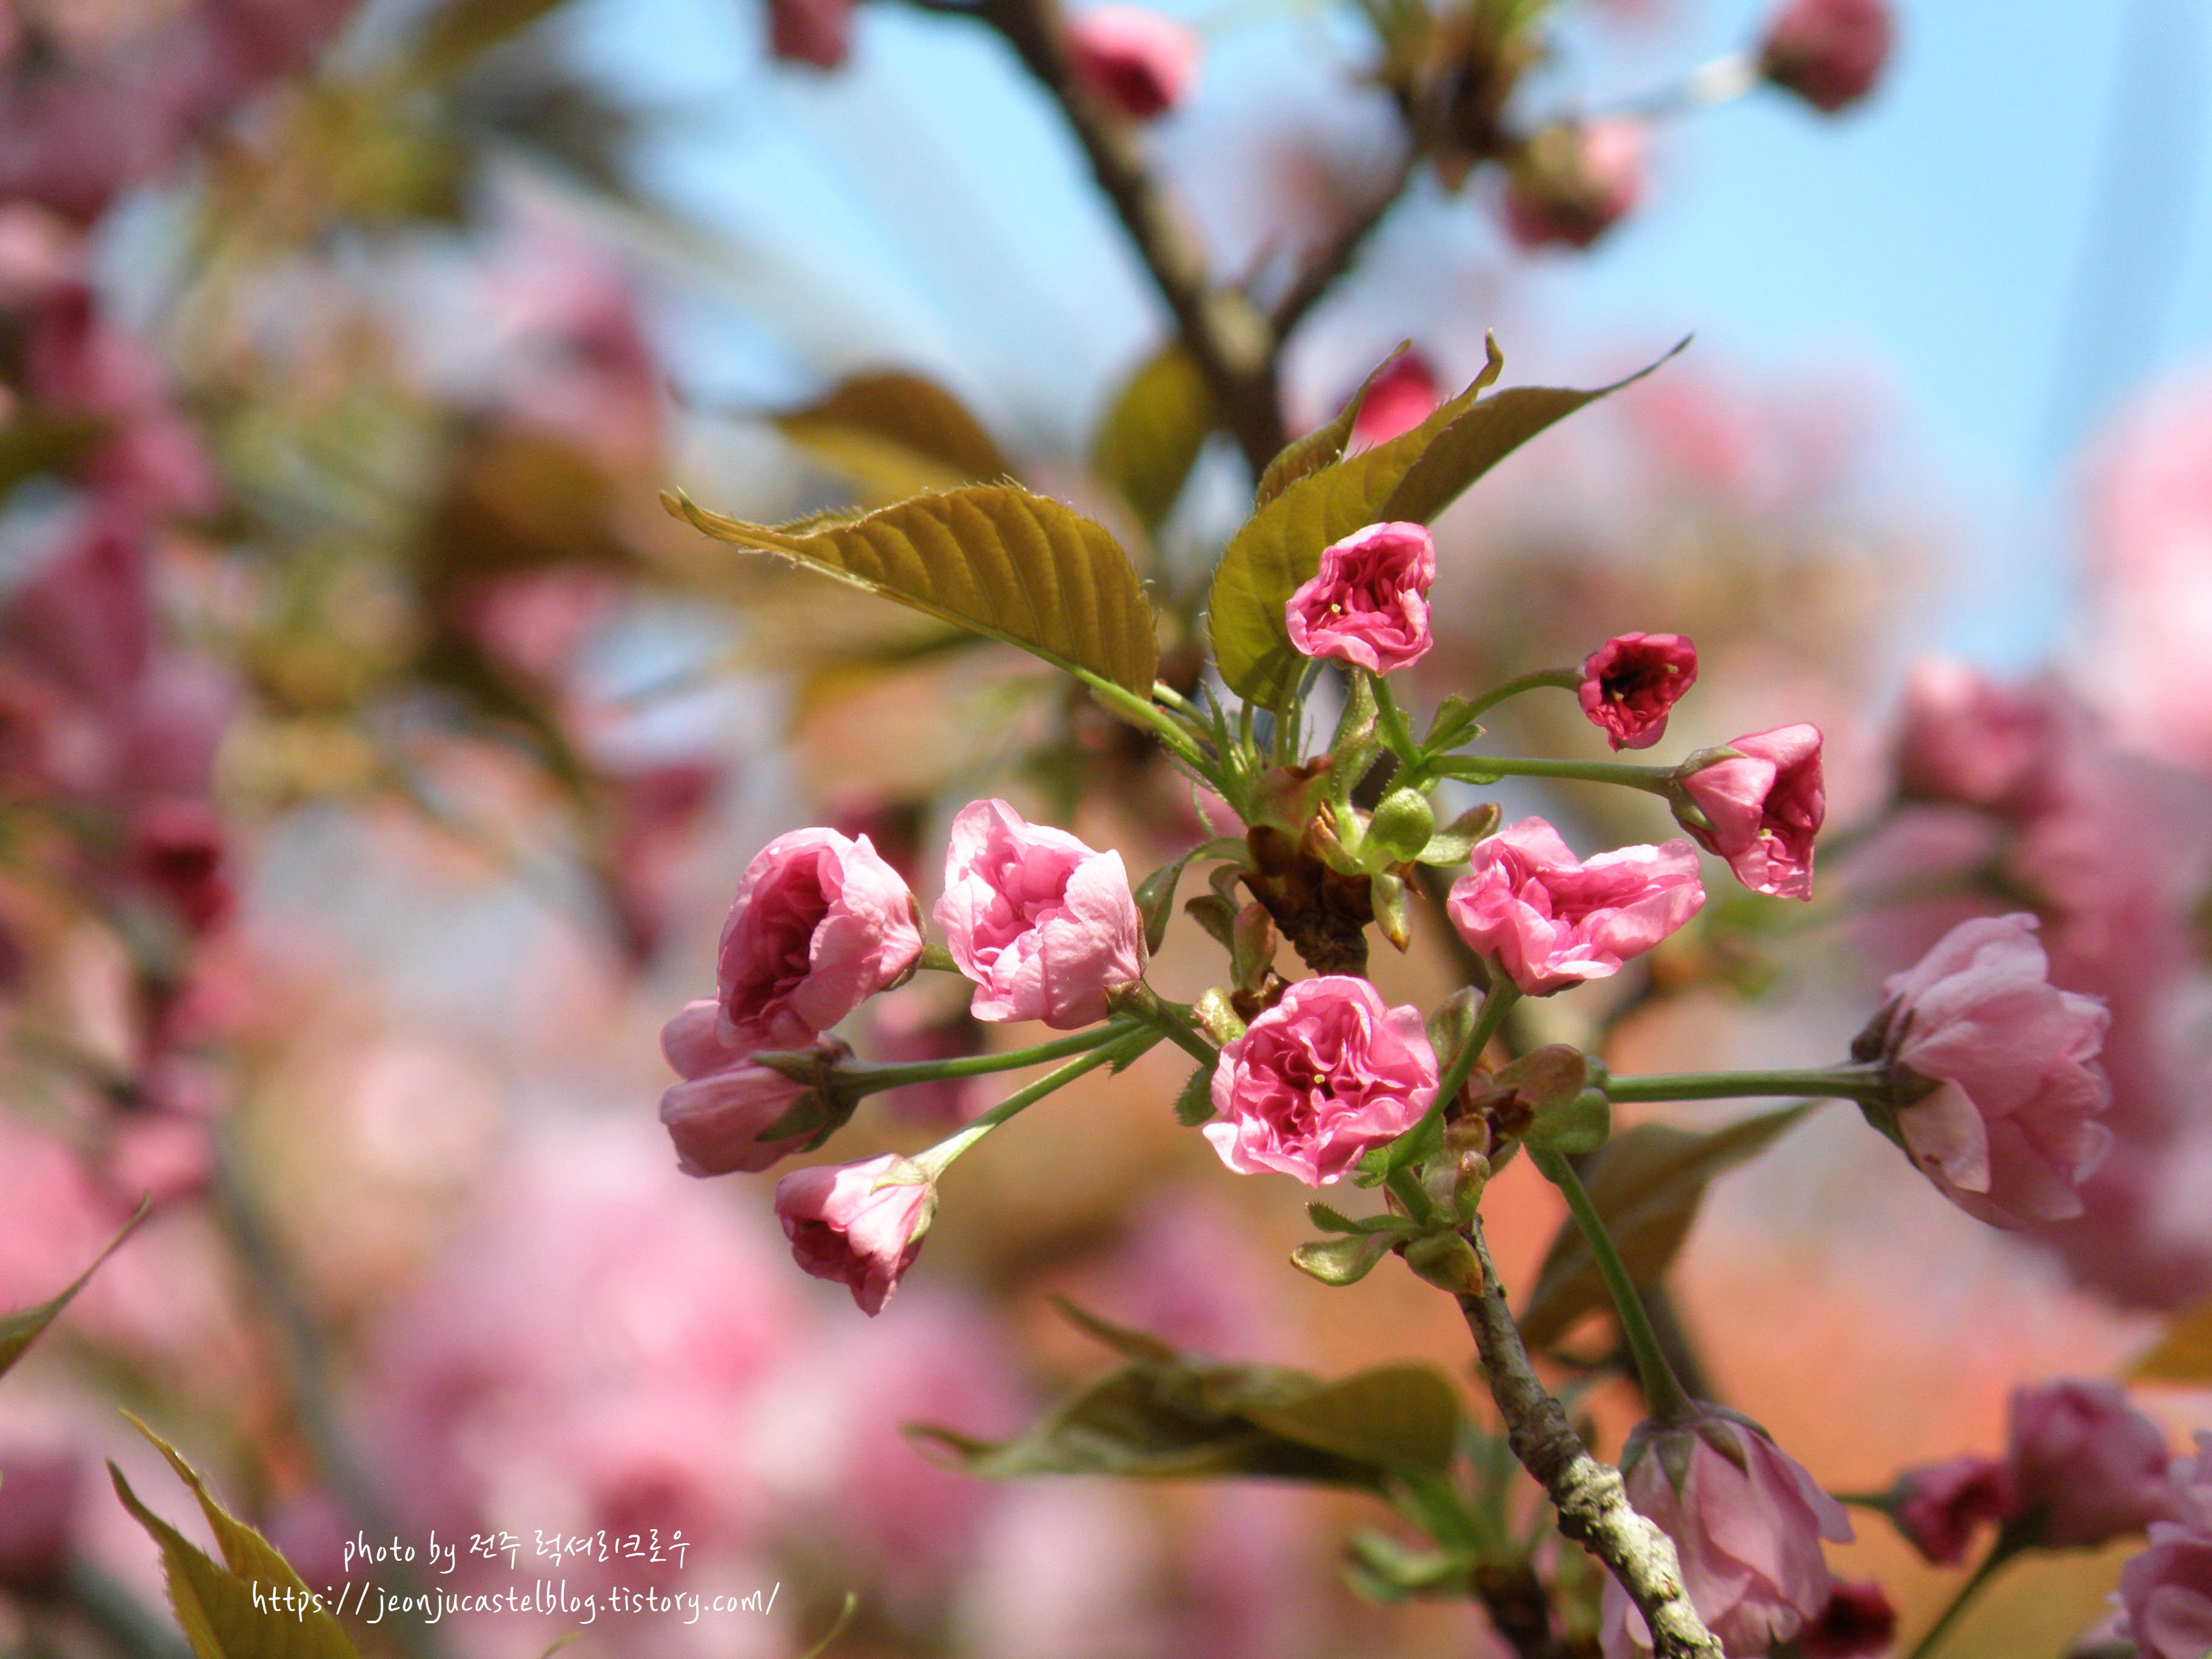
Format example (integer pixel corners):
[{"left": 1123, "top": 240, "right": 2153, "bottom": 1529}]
[{"left": 2, "top": 2, "right": 2210, "bottom": 1658}]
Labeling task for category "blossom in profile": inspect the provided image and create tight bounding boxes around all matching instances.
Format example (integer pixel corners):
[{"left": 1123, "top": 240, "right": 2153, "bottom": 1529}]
[
  {"left": 1065, "top": 5, "right": 1201, "bottom": 119},
  {"left": 2006, "top": 1379, "right": 2179, "bottom": 1549},
  {"left": 774, "top": 1154, "right": 936, "bottom": 1316},
  {"left": 717, "top": 826, "right": 924, "bottom": 1048},
  {"left": 1601, "top": 1406, "right": 1851, "bottom": 1656},
  {"left": 1503, "top": 119, "right": 1645, "bottom": 250},
  {"left": 935, "top": 798, "right": 1145, "bottom": 1028},
  {"left": 1889, "top": 1454, "right": 2017, "bottom": 1564},
  {"left": 1579, "top": 631, "right": 1698, "bottom": 750},
  {"left": 657, "top": 1001, "right": 832, "bottom": 1177},
  {"left": 1677, "top": 723, "right": 1825, "bottom": 899},
  {"left": 1855, "top": 914, "right": 2111, "bottom": 1228},
  {"left": 1446, "top": 819, "right": 1704, "bottom": 995},
  {"left": 1284, "top": 521, "right": 1436, "bottom": 675},
  {"left": 1759, "top": 0, "right": 1894, "bottom": 115},
  {"left": 1203, "top": 975, "right": 1436, "bottom": 1186}
]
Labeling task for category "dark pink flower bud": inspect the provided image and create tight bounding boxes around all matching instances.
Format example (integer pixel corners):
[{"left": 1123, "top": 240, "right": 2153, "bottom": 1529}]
[
  {"left": 717, "top": 826, "right": 924, "bottom": 1048},
  {"left": 657, "top": 1000, "right": 831, "bottom": 1177},
  {"left": 1065, "top": 5, "right": 1201, "bottom": 120},
  {"left": 1855, "top": 914, "right": 2111, "bottom": 1228},
  {"left": 1503, "top": 119, "right": 1645, "bottom": 251},
  {"left": 1677, "top": 723, "right": 1826, "bottom": 899},
  {"left": 1349, "top": 352, "right": 1439, "bottom": 452},
  {"left": 0, "top": 1447, "right": 83, "bottom": 1590},
  {"left": 1284, "top": 521, "right": 1436, "bottom": 675},
  {"left": 1798, "top": 1580, "right": 1897, "bottom": 1658},
  {"left": 1580, "top": 632, "right": 1698, "bottom": 750},
  {"left": 934, "top": 799, "right": 1145, "bottom": 1029},
  {"left": 1601, "top": 1407, "right": 1851, "bottom": 1657},
  {"left": 1203, "top": 975, "right": 1436, "bottom": 1186},
  {"left": 1759, "top": 0, "right": 1893, "bottom": 115},
  {"left": 2007, "top": 1380, "right": 2180, "bottom": 1549},
  {"left": 127, "top": 796, "right": 230, "bottom": 934},
  {"left": 774, "top": 1153, "right": 935, "bottom": 1316},
  {"left": 1446, "top": 819, "right": 1704, "bottom": 996},
  {"left": 769, "top": 0, "right": 854, "bottom": 69},
  {"left": 1890, "top": 1454, "right": 2017, "bottom": 1564}
]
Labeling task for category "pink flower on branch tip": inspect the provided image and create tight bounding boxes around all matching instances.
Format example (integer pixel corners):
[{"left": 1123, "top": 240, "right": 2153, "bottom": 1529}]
[
  {"left": 1503, "top": 119, "right": 1645, "bottom": 251},
  {"left": 1065, "top": 5, "right": 1201, "bottom": 119},
  {"left": 1601, "top": 1407, "right": 1851, "bottom": 1658},
  {"left": 1759, "top": 0, "right": 1894, "bottom": 115},
  {"left": 934, "top": 798, "right": 1145, "bottom": 1029},
  {"left": 1284, "top": 520, "right": 1436, "bottom": 675},
  {"left": 1890, "top": 1455, "right": 2017, "bottom": 1565},
  {"left": 1445, "top": 819, "right": 1704, "bottom": 996},
  {"left": 1580, "top": 631, "right": 1698, "bottom": 750},
  {"left": 1855, "top": 914, "right": 2112, "bottom": 1229},
  {"left": 2007, "top": 1379, "right": 2179, "bottom": 1549},
  {"left": 657, "top": 1000, "right": 835, "bottom": 1178},
  {"left": 775, "top": 1153, "right": 936, "bottom": 1316},
  {"left": 717, "top": 826, "right": 923, "bottom": 1048},
  {"left": 1204, "top": 976, "right": 1436, "bottom": 1186},
  {"left": 769, "top": 0, "right": 853, "bottom": 68},
  {"left": 1349, "top": 352, "right": 1440, "bottom": 451},
  {"left": 1677, "top": 723, "right": 1825, "bottom": 899}
]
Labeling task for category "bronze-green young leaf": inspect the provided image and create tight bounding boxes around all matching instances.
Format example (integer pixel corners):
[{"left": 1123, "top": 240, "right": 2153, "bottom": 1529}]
[
  {"left": 1091, "top": 346, "right": 1216, "bottom": 530},
  {"left": 777, "top": 371, "right": 1010, "bottom": 501},
  {"left": 1208, "top": 337, "right": 1686, "bottom": 706},
  {"left": 0, "top": 1198, "right": 147, "bottom": 1381},
  {"left": 1251, "top": 343, "right": 1416, "bottom": 511},
  {"left": 663, "top": 484, "right": 1159, "bottom": 702},
  {"left": 2130, "top": 1299, "right": 2212, "bottom": 1386},
  {"left": 1515, "top": 1101, "right": 1812, "bottom": 1350}
]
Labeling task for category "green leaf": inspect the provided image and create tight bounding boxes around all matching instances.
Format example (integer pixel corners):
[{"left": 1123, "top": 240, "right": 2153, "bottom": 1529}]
[
  {"left": 1290, "top": 1231, "right": 1397, "bottom": 1287},
  {"left": 1134, "top": 836, "right": 1245, "bottom": 955},
  {"left": 0, "top": 1199, "right": 148, "bottom": 1381},
  {"left": 1516, "top": 1101, "right": 1813, "bottom": 1350},
  {"left": 1208, "top": 337, "right": 1684, "bottom": 706},
  {"left": 108, "top": 1423, "right": 361, "bottom": 1659},
  {"left": 1524, "top": 1088, "right": 1611, "bottom": 1159},
  {"left": 909, "top": 1317, "right": 1460, "bottom": 1487},
  {"left": 663, "top": 483, "right": 1159, "bottom": 699},
  {"left": 1252, "top": 344, "right": 1415, "bottom": 511},
  {"left": 1416, "top": 802, "right": 1502, "bottom": 866},
  {"left": 2131, "top": 1299, "right": 2212, "bottom": 1386},
  {"left": 1344, "top": 1531, "right": 1478, "bottom": 1603},
  {"left": 1050, "top": 1296, "right": 1184, "bottom": 1366},
  {"left": 779, "top": 372, "right": 1010, "bottom": 500},
  {"left": 1091, "top": 346, "right": 1216, "bottom": 529},
  {"left": 1173, "top": 1063, "right": 1217, "bottom": 1125},
  {"left": 407, "top": 0, "right": 568, "bottom": 81},
  {"left": 1355, "top": 1107, "right": 1447, "bottom": 1187}
]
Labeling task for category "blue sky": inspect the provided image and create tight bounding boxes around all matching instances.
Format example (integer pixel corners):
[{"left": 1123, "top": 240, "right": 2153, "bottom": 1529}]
[{"left": 570, "top": 0, "right": 2212, "bottom": 664}]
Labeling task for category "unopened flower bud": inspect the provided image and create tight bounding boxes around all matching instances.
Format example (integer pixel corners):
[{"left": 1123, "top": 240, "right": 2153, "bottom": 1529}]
[
  {"left": 1230, "top": 902, "right": 1278, "bottom": 989},
  {"left": 1403, "top": 1229, "right": 1481, "bottom": 1293},
  {"left": 1503, "top": 120, "right": 1644, "bottom": 251},
  {"left": 1371, "top": 870, "right": 1412, "bottom": 952},
  {"left": 1065, "top": 5, "right": 1202, "bottom": 121},
  {"left": 774, "top": 1153, "right": 936, "bottom": 1316},
  {"left": 1758, "top": 0, "right": 1892, "bottom": 115},
  {"left": 1368, "top": 788, "right": 1435, "bottom": 864}
]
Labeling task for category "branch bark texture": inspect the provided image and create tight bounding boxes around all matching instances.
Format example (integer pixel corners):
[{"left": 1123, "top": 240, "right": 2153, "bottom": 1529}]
[{"left": 1456, "top": 1221, "right": 1724, "bottom": 1659}]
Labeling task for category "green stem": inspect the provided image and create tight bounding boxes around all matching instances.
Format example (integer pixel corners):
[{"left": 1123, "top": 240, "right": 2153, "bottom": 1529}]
[
  {"left": 1433, "top": 755, "right": 1678, "bottom": 795},
  {"left": 915, "top": 1037, "right": 1145, "bottom": 1177},
  {"left": 1436, "top": 983, "right": 1520, "bottom": 1109},
  {"left": 1604, "top": 1065, "right": 1886, "bottom": 1105},
  {"left": 1903, "top": 1538, "right": 2020, "bottom": 1659},
  {"left": 1113, "top": 982, "right": 1222, "bottom": 1067},
  {"left": 916, "top": 940, "right": 960, "bottom": 973},
  {"left": 1529, "top": 1146, "right": 1697, "bottom": 1424},
  {"left": 1452, "top": 668, "right": 1585, "bottom": 730},
  {"left": 1369, "top": 672, "right": 1419, "bottom": 762},
  {"left": 1079, "top": 672, "right": 1215, "bottom": 777},
  {"left": 838, "top": 1019, "right": 1138, "bottom": 1094}
]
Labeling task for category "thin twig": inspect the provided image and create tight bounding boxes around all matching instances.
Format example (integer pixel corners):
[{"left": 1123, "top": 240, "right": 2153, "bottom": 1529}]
[
  {"left": 1454, "top": 1221, "right": 1723, "bottom": 1659},
  {"left": 1269, "top": 146, "right": 1418, "bottom": 340}
]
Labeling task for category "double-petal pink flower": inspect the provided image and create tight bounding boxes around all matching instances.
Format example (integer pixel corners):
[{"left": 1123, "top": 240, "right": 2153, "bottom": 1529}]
[
  {"left": 657, "top": 1000, "right": 823, "bottom": 1177},
  {"left": 1678, "top": 723, "right": 1826, "bottom": 900},
  {"left": 1580, "top": 632, "right": 1698, "bottom": 751},
  {"left": 774, "top": 1154, "right": 937, "bottom": 1317},
  {"left": 1203, "top": 976, "right": 1437, "bottom": 1186},
  {"left": 934, "top": 799, "right": 1146, "bottom": 1029},
  {"left": 1446, "top": 818, "right": 1705, "bottom": 996},
  {"left": 1284, "top": 521, "right": 1436, "bottom": 675}
]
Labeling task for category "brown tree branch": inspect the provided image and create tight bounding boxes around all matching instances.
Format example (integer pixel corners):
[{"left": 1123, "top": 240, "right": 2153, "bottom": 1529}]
[{"left": 1454, "top": 1219, "right": 1724, "bottom": 1659}]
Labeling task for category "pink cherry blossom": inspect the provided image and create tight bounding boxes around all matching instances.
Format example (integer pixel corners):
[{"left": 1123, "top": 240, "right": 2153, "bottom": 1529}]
[
  {"left": 656, "top": 1000, "right": 825, "bottom": 1177},
  {"left": 1759, "top": 0, "right": 1894, "bottom": 114},
  {"left": 1284, "top": 521, "right": 1436, "bottom": 675},
  {"left": 717, "top": 826, "right": 923, "bottom": 1048},
  {"left": 1894, "top": 659, "right": 2072, "bottom": 814},
  {"left": 1503, "top": 119, "right": 1645, "bottom": 251},
  {"left": 2119, "top": 1433, "right": 2212, "bottom": 1658},
  {"left": 1446, "top": 819, "right": 1704, "bottom": 995},
  {"left": 1579, "top": 632, "right": 1698, "bottom": 750},
  {"left": 1065, "top": 5, "right": 1201, "bottom": 120},
  {"left": 1857, "top": 914, "right": 2112, "bottom": 1228},
  {"left": 774, "top": 1154, "right": 936, "bottom": 1316},
  {"left": 2007, "top": 1380, "right": 2179, "bottom": 1549},
  {"left": 1891, "top": 1454, "right": 2017, "bottom": 1564},
  {"left": 0, "top": 1447, "right": 83, "bottom": 1590},
  {"left": 934, "top": 798, "right": 1145, "bottom": 1028},
  {"left": 1601, "top": 1409, "right": 1851, "bottom": 1657},
  {"left": 1349, "top": 351, "right": 1440, "bottom": 452},
  {"left": 1679, "top": 723, "right": 1826, "bottom": 899},
  {"left": 1202, "top": 976, "right": 1436, "bottom": 1186}
]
